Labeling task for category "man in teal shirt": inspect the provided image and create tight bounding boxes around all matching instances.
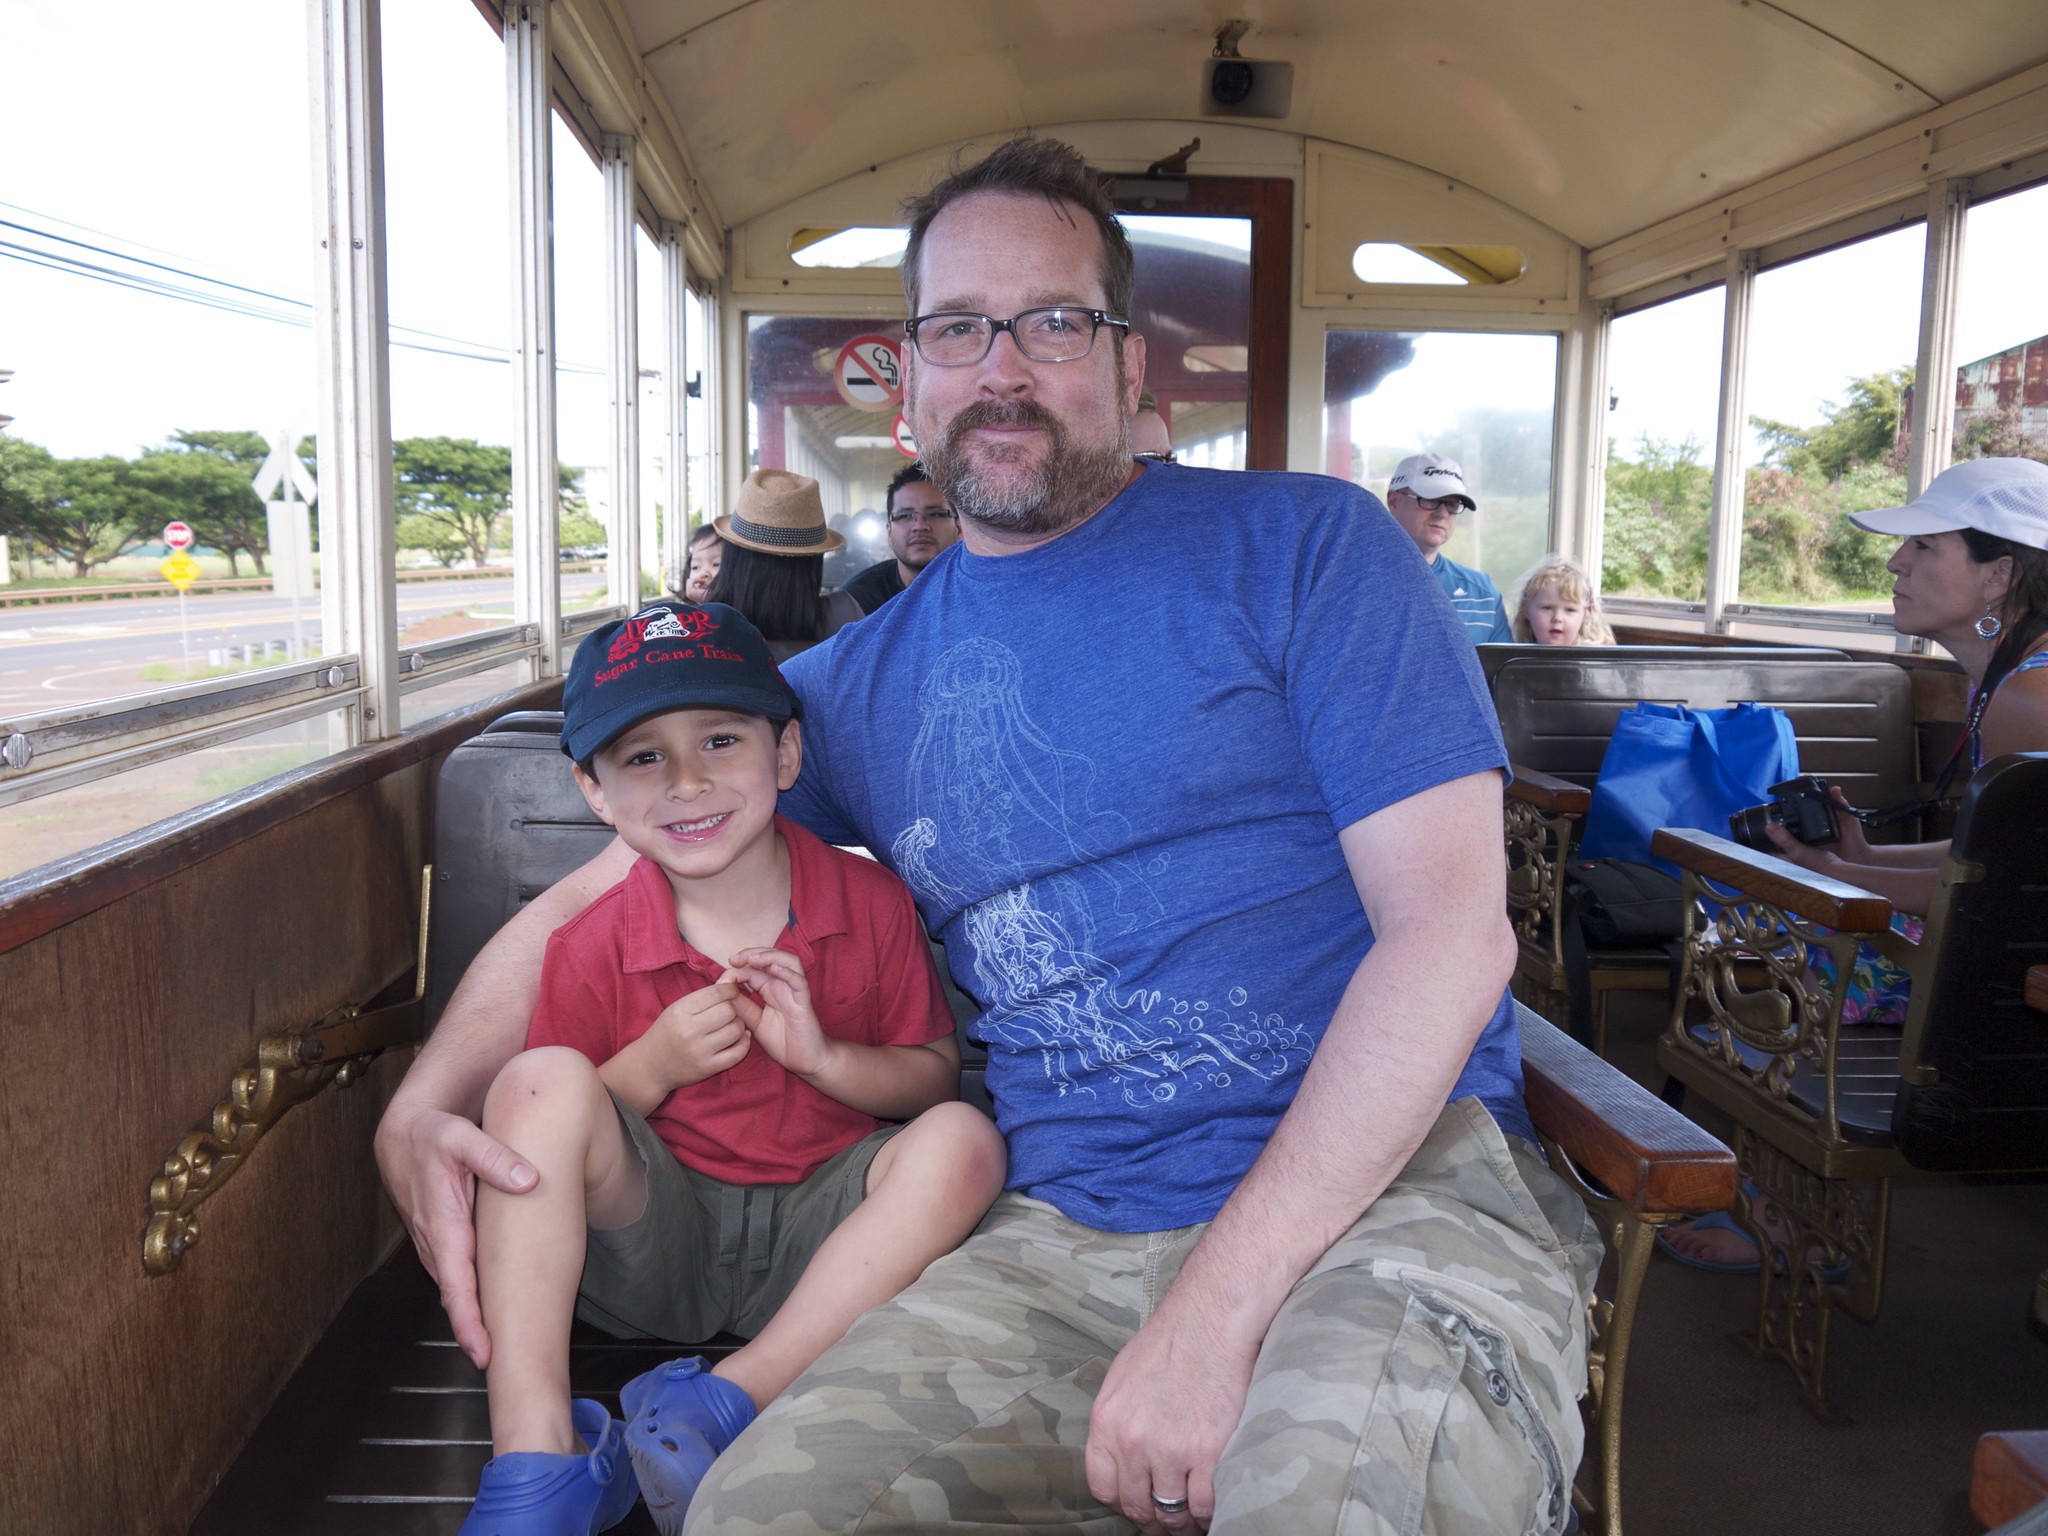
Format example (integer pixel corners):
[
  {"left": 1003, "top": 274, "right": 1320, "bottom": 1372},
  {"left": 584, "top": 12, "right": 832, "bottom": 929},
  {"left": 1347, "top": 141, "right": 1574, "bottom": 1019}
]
[{"left": 1387, "top": 451, "right": 1513, "bottom": 643}]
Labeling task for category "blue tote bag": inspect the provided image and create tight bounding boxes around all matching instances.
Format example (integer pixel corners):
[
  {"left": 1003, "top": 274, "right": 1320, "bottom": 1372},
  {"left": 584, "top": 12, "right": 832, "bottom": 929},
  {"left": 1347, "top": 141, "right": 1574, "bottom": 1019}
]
[{"left": 1579, "top": 702, "right": 1799, "bottom": 875}]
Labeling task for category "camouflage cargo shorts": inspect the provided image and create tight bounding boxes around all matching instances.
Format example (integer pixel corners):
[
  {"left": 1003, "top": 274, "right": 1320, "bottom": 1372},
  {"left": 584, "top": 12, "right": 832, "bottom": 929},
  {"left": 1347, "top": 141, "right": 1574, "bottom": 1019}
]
[{"left": 684, "top": 1098, "right": 1602, "bottom": 1535}]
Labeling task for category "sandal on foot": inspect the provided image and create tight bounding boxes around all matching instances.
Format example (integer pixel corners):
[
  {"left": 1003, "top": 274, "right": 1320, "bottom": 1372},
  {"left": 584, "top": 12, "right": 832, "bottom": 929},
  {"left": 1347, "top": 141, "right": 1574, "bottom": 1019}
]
[
  {"left": 1655, "top": 1209, "right": 1761, "bottom": 1275},
  {"left": 1656, "top": 1208, "right": 1855, "bottom": 1284},
  {"left": 620, "top": 1357, "right": 758, "bottom": 1536},
  {"left": 459, "top": 1398, "right": 639, "bottom": 1536}
]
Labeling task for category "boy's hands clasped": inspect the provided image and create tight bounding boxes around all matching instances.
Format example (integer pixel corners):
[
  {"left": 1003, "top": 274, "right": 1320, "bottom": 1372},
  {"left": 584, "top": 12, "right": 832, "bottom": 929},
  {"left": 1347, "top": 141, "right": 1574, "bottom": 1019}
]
[
  {"left": 645, "top": 949, "right": 835, "bottom": 1092},
  {"left": 723, "top": 948, "right": 836, "bottom": 1080},
  {"left": 646, "top": 981, "right": 753, "bottom": 1088}
]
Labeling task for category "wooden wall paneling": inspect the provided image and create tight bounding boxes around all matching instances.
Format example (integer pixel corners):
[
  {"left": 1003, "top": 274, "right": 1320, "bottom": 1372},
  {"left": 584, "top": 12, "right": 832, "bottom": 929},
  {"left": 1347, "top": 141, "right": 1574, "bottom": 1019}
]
[{"left": 0, "top": 767, "right": 434, "bottom": 1536}]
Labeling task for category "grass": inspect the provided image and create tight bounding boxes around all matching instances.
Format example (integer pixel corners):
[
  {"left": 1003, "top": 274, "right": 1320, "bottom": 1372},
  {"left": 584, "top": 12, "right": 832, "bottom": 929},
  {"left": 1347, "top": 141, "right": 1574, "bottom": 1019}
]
[
  {"left": 138, "top": 655, "right": 281, "bottom": 684},
  {"left": 196, "top": 745, "right": 326, "bottom": 800}
]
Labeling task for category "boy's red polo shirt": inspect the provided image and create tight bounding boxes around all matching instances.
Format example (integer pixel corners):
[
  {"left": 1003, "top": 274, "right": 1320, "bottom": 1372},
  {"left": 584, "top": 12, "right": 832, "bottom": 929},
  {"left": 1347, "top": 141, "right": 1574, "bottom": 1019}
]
[{"left": 528, "top": 816, "right": 955, "bottom": 1184}]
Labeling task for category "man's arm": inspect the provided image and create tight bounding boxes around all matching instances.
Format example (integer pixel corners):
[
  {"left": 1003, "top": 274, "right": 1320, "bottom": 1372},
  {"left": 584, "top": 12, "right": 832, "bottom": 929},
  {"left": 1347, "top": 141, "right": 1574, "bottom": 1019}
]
[
  {"left": 1085, "top": 769, "right": 1516, "bottom": 1529},
  {"left": 374, "top": 834, "right": 637, "bottom": 1368}
]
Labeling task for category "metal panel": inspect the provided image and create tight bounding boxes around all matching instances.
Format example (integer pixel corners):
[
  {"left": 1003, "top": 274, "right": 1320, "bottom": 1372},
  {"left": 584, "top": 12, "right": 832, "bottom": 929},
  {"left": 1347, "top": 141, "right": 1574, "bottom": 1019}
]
[
  {"left": 0, "top": 659, "right": 364, "bottom": 807},
  {"left": 1907, "top": 180, "right": 1969, "bottom": 499},
  {"left": 602, "top": 133, "right": 643, "bottom": 609},
  {"left": 506, "top": 0, "right": 562, "bottom": 676},
  {"left": 308, "top": 0, "right": 400, "bottom": 743},
  {"left": 662, "top": 221, "right": 690, "bottom": 572},
  {"left": 1704, "top": 252, "right": 1755, "bottom": 635}
]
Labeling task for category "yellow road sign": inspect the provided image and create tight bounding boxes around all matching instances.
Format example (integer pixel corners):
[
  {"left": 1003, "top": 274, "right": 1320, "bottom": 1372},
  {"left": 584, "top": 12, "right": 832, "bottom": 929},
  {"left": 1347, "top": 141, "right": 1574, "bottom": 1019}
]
[{"left": 160, "top": 551, "right": 201, "bottom": 591}]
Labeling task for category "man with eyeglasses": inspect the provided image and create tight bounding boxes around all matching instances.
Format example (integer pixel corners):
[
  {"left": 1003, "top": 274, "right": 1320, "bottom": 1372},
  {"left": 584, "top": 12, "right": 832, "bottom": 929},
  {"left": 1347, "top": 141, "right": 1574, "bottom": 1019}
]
[
  {"left": 379, "top": 134, "right": 1593, "bottom": 1536},
  {"left": 840, "top": 461, "right": 959, "bottom": 615},
  {"left": 1386, "top": 451, "right": 1514, "bottom": 643}
]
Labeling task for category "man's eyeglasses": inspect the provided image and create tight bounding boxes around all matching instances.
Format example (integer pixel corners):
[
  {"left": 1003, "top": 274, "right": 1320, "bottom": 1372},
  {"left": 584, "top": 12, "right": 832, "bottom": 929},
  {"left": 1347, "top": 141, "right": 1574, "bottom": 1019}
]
[
  {"left": 886, "top": 508, "right": 957, "bottom": 526},
  {"left": 905, "top": 307, "right": 1130, "bottom": 367},
  {"left": 1397, "top": 492, "right": 1464, "bottom": 513}
]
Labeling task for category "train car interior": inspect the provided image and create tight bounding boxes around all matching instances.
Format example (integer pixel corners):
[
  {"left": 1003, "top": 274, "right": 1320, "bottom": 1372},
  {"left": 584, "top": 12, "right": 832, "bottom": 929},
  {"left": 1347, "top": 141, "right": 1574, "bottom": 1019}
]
[{"left": 2, "top": 2, "right": 2046, "bottom": 1532}]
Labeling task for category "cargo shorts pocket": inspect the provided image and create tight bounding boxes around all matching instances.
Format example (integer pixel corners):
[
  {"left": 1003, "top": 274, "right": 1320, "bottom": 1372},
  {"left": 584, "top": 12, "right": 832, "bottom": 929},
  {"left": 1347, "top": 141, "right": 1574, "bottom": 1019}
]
[{"left": 1346, "top": 1281, "right": 1570, "bottom": 1536}]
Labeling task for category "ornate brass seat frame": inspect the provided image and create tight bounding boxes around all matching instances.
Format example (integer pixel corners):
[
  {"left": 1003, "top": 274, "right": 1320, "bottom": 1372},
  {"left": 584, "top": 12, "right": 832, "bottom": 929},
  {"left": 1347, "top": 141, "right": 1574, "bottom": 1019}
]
[{"left": 1651, "top": 795, "right": 2047, "bottom": 1419}]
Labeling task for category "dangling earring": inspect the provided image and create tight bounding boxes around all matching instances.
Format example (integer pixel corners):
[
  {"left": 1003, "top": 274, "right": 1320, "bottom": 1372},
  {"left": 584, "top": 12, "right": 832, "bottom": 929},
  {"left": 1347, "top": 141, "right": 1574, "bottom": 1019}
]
[{"left": 1975, "top": 605, "right": 2004, "bottom": 640}]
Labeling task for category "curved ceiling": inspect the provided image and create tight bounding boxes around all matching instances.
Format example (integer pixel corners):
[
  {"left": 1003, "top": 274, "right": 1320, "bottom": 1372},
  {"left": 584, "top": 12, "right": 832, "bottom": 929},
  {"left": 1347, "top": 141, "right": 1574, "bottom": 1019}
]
[{"left": 616, "top": 0, "right": 2048, "bottom": 247}]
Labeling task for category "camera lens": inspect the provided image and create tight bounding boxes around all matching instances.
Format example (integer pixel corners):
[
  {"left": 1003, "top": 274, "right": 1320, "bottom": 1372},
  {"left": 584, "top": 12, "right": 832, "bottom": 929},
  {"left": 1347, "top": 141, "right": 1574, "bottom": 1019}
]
[
  {"left": 1211, "top": 60, "right": 1255, "bottom": 105},
  {"left": 1728, "top": 803, "right": 1775, "bottom": 851}
]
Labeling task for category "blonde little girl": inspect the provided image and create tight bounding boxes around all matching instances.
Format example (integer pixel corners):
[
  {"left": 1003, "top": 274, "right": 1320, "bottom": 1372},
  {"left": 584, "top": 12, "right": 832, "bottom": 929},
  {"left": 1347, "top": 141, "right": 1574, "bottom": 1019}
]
[{"left": 1511, "top": 555, "right": 1615, "bottom": 646}]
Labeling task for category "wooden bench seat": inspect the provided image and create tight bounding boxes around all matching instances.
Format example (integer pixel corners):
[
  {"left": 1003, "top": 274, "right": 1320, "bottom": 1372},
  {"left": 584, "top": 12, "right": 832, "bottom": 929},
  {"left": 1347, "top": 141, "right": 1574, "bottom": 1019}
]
[{"left": 1491, "top": 650, "right": 1914, "bottom": 1053}]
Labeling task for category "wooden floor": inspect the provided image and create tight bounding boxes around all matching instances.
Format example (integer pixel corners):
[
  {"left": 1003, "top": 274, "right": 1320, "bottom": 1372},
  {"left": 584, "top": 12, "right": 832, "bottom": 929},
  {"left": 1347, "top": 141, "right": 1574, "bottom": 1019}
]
[
  {"left": 188, "top": 1261, "right": 732, "bottom": 1536},
  {"left": 189, "top": 995, "right": 2048, "bottom": 1535}
]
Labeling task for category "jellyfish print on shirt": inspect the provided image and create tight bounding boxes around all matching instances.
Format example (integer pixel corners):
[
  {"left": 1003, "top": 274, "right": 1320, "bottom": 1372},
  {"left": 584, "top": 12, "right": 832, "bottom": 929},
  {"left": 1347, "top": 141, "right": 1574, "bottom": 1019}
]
[{"left": 889, "top": 637, "right": 1313, "bottom": 1107}]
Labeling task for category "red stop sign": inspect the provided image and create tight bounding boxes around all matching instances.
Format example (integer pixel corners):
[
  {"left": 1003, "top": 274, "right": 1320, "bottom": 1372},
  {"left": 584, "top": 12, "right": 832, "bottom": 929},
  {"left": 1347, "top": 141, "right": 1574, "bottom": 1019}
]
[{"left": 163, "top": 522, "right": 195, "bottom": 550}]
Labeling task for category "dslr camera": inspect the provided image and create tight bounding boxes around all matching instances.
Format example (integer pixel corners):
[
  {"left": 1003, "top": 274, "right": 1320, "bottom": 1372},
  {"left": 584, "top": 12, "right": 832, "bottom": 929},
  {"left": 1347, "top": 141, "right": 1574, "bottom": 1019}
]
[{"left": 1728, "top": 775, "right": 1840, "bottom": 851}]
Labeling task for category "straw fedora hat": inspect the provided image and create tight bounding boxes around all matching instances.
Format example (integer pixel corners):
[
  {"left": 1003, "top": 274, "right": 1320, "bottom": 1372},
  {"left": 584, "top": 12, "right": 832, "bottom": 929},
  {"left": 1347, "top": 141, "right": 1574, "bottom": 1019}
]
[{"left": 715, "top": 467, "right": 844, "bottom": 555}]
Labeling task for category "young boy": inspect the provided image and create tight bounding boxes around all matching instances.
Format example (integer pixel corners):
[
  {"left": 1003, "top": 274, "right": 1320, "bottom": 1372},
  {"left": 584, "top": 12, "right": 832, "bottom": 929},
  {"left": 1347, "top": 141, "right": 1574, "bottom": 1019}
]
[{"left": 460, "top": 601, "right": 1006, "bottom": 1536}]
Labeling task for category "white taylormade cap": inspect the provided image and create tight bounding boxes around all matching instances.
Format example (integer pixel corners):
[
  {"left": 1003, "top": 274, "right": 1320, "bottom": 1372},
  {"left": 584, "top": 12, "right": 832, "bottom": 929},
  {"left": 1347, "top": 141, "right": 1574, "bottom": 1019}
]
[
  {"left": 1848, "top": 457, "right": 2048, "bottom": 551},
  {"left": 1387, "top": 452, "right": 1476, "bottom": 510}
]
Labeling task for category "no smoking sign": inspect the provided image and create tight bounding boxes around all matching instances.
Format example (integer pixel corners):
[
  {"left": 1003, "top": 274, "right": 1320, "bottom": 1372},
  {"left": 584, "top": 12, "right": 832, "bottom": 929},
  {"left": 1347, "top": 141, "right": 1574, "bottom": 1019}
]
[{"left": 833, "top": 335, "right": 903, "bottom": 412}]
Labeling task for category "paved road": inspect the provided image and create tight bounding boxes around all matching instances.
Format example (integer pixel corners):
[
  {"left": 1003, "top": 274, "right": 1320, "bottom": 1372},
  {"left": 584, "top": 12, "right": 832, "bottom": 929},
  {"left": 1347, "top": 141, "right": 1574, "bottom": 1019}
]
[{"left": 0, "top": 574, "right": 608, "bottom": 717}]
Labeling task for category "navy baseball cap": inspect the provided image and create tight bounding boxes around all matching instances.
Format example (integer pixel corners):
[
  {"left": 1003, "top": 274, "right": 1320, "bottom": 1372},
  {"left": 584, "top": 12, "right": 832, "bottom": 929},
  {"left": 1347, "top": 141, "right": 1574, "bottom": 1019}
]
[{"left": 561, "top": 601, "right": 801, "bottom": 764}]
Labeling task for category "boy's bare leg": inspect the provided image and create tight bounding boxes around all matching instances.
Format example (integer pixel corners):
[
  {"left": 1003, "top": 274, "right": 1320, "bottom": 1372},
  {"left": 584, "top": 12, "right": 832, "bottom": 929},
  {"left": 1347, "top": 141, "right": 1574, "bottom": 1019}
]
[
  {"left": 477, "top": 1046, "right": 650, "bottom": 1455},
  {"left": 713, "top": 1101, "right": 1007, "bottom": 1409}
]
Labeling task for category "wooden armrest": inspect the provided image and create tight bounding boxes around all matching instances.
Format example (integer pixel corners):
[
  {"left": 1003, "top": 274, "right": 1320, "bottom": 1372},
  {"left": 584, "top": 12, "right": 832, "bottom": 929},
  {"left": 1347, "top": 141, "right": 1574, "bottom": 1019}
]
[
  {"left": 1649, "top": 828, "right": 1893, "bottom": 933},
  {"left": 1516, "top": 1005, "right": 1736, "bottom": 1216},
  {"left": 1506, "top": 765, "right": 1591, "bottom": 815},
  {"left": 1972, "top": 1431, "right": 2048, "bottom": 1528},
  {"left": 2027, "top": 965, "right": 2048, "bottom": 1015}
]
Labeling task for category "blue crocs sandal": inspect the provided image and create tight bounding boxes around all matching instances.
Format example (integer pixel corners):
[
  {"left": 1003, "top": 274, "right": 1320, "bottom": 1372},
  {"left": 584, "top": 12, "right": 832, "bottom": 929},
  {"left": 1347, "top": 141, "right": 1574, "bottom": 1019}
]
[
  {"left": 1656, "top": 1205, "right": 1856, "bottom": 1284},
  {"left": 1654, "top": 1209, "right": 1762, "bottom": 1275},
  {"left": 620, "top": 1357, "right": 758, "bottom": 1536},
  {"left": 459, "top": 1397, "right": 639, "bottom": 1536}
]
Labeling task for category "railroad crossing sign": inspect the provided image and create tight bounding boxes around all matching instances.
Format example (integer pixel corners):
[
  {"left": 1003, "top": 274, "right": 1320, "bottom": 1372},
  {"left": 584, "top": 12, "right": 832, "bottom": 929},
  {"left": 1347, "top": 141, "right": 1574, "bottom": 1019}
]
[
  {"left": 833, "top": 335, "right": 903, "bottom": 411},
  {"left": 893, "top": 412, "right": 918, "bottom": 457},
  {"left": 251, "top": 427, "right": 318, "bottom": 505},
  {"left": 160, "top": 551, "right": 201, "bottom": 590},
  {"left": 163, "top": 521, "right": 195, "bottom": 551}
]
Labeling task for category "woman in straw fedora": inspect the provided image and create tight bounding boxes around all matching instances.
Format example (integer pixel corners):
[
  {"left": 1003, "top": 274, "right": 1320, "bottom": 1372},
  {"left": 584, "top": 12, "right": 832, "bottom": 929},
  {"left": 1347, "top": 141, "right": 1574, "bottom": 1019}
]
[{"left": 709, "top": 468, "right": 865, "bottom": 660}]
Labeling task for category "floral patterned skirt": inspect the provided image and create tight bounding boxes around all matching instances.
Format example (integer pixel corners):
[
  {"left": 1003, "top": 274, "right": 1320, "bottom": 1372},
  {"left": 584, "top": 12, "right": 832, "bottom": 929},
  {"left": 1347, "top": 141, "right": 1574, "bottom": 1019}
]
[{"left": 1809, "top": 913, "right": 1923, "bottom": 1024}]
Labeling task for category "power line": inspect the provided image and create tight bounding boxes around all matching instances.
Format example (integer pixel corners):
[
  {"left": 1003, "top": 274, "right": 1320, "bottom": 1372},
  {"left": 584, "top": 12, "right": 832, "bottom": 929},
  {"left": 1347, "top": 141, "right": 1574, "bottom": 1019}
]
[{"left": 0, "top": 202, "right": 607, "bottom": 375}]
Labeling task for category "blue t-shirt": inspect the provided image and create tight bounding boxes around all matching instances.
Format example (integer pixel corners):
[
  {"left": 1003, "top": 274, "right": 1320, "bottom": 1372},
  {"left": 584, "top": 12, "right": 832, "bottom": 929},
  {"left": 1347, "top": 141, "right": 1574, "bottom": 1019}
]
[
  {"left": 1431, "top": 553, "right": 1513, "bottom": 643},
  {"left": 780, "top": 463, "right": 1533, "bottom": 1231}
]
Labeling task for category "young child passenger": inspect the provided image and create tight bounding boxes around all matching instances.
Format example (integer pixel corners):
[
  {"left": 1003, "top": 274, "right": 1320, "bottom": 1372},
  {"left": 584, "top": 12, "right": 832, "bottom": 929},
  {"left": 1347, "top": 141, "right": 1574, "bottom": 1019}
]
[
  {"left": 460, "top": 600, "right": 1005, "bottom": 1536},
  {"left": 1511, "top": 554, "right": 1616, "bottom": 646}
]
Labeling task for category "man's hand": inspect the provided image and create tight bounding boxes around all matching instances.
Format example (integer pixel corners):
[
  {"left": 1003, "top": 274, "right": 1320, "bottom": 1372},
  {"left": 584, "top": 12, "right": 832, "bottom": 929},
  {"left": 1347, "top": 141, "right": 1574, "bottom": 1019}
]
[
  {"left": 724, "top": 948, "right": 837, "bottom": 1079},
  {"left": 373, "top": 1099, "right": 537, "bottom": 1370},
  {"left": 645, "top": 980, "right": 752, "bottom": 1090},
  {"left": 1085, "top": 1303, "right": 1257, "bottom": 1532}
]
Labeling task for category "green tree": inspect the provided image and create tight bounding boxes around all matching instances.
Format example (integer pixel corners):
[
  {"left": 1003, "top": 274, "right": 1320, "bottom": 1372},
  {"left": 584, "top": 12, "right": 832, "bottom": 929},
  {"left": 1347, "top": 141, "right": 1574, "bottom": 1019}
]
[
  {"left": 1601, "top": 436, "right": 1713, "bottom": 598},
  {"left": 135, "top": 431, "right": 274, "bottom": 577},
  {"left": 391, "top": 437, "right": 511, "bottom": 568},
  {"left": 558, "top": 504, "right": 605, "bottom": 552},
  {"left": 396, "top": 513, "right": 468, "bottom": 567},
  {"left": 25, "top": 454, "right": 161, "bottom": 578},
  {"left": 1751, "top": 366, "right": 1912, "bottom": 481},
  {"left": 0, "top": 437, "right": 62, "bottom": 570}
]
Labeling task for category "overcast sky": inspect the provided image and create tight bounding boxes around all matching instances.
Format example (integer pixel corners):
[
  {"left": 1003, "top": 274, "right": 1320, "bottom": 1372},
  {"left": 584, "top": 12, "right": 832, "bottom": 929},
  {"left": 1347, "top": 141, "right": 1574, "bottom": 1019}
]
[{"left": 5, "top": 0, "right": 2046, "bottom": 475}]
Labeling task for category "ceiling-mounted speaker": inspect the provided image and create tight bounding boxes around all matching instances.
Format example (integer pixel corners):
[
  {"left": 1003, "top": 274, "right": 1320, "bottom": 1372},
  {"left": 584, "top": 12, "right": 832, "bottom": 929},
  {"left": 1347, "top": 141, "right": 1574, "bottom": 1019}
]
[{"left": 1201, "top": 57, "right": 1293, "bottom": 119}]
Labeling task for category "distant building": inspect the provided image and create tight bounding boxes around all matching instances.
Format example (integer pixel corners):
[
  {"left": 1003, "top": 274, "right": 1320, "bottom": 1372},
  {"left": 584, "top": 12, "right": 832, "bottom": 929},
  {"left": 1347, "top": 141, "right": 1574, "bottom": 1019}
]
[{"left": 1898, "top": 333, "right": 2048, "bottom": 451}]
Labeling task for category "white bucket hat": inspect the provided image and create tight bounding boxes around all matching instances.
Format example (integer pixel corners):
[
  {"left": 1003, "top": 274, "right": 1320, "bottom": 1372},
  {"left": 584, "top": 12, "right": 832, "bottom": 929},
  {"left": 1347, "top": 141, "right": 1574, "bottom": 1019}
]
[
  {"left": 1848, "top": 457, "right": 2048, "bottom": 551},
  {"left": 1387, "top": 451, "right": 1476, "bottom": 510}
]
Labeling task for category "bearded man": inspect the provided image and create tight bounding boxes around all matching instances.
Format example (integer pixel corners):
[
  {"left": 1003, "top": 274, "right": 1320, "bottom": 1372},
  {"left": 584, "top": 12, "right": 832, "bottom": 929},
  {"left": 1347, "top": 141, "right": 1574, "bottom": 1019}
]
[{"left": 377, "top": 136, "right": 1598, "bottom": 1536}]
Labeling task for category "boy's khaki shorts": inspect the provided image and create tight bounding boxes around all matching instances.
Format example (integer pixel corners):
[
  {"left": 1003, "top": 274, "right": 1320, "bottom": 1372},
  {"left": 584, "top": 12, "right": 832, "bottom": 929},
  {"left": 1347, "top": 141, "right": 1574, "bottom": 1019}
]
[{"left": 574, "top": 1092, "right": 901, "bottom": 1343}]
